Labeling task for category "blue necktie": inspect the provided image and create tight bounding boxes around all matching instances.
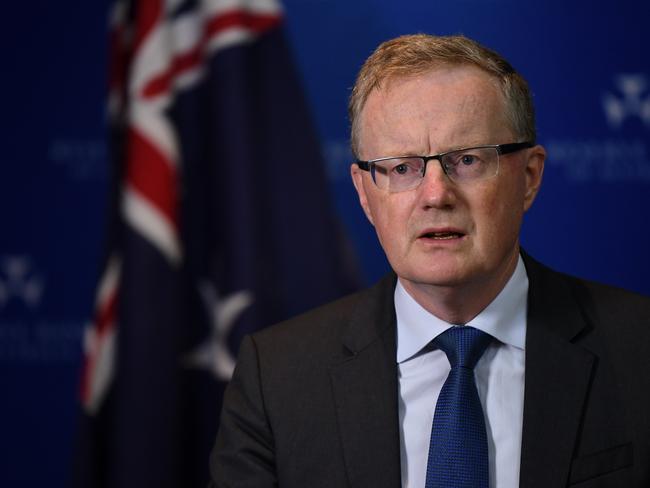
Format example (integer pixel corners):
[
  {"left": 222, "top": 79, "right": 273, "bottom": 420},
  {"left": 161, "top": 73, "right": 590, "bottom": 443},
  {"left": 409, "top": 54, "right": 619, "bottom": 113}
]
[{"left": 425, "top": 326, "right": 492, "bottom": 488}]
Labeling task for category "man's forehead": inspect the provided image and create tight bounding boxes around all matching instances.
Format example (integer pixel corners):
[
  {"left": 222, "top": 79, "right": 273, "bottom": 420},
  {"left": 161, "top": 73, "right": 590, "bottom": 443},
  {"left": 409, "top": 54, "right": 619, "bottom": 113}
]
[
  {"left": 359, "top": 68, "right": 504, "bottom": 138},
  {"left": 375, "top": 64, "right": 501, "bottom": 101},
  {"left": 357, "top": 66, "right": 509, "bottom": 155}
]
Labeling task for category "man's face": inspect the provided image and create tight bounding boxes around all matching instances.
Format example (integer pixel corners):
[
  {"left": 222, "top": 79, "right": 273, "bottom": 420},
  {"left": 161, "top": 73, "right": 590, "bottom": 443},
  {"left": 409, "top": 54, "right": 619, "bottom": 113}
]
[{"left": 351, "top": 65, "right": 544, "bottom": 295}]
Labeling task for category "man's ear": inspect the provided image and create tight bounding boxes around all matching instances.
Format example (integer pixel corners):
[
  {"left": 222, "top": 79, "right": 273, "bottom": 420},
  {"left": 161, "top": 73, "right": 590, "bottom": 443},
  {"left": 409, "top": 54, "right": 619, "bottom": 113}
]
[
  {"left": 523, "top": 145, "right": 545, "bottom": 212},
  {"left": 350, "top": 164, "right": 375, "bottom": 226}
]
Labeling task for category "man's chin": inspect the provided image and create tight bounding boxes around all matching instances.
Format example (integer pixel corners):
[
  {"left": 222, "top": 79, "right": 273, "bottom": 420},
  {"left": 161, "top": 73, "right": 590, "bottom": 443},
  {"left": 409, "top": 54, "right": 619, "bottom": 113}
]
[{"left": 398, "top": 264, "right": 474, "bottom": 290}]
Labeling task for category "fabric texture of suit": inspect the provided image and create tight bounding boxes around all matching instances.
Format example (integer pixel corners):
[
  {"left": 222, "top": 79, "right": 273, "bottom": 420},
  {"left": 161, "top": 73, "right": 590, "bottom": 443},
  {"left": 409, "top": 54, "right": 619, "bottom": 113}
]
[{"left": 210, "top": 253, "right": 650, "bottom": 487}]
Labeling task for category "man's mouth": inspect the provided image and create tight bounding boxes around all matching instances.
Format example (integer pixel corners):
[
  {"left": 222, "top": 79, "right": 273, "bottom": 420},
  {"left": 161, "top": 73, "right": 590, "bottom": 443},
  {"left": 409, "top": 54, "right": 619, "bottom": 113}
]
[{"left": 420, "top": 230, "right": 465, "bottom": 240}]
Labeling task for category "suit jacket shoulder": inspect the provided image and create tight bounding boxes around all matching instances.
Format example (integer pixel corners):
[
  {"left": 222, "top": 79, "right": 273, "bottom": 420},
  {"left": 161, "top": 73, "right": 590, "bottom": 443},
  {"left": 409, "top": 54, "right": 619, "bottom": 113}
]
[
  {"left": 521, "top": 253, "right": 650, "bottom": 487},
  {"left": 252, "top": 272, "right": 397, "bottom": 365}
]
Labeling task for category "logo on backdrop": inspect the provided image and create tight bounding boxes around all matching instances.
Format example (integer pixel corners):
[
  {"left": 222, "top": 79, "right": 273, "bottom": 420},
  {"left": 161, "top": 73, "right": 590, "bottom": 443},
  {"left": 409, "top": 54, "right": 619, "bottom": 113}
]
[
  {"left": 0, "top": 255, "right": 45, "bottom": 309},
  {"left": 545, "top": 73, "right": 650, "bottom": 182},
  {"left": 602, "top": 75, "right": 650, "bottom": 129},
  {"left": 49, "top": 139, "right": 107, "bottom": 181},
  {"left": 0, "top": 255, "right": 81, "bottom": 363},
  {"left": 0, "top": 255, "right": 84, "bottom": 363}
]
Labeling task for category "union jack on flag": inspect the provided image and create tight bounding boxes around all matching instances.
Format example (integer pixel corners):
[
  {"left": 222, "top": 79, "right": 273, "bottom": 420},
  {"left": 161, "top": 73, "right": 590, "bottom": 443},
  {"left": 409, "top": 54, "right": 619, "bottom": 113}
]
[{"left": 74, "top": 1, "right": 358, "bottom": 486}]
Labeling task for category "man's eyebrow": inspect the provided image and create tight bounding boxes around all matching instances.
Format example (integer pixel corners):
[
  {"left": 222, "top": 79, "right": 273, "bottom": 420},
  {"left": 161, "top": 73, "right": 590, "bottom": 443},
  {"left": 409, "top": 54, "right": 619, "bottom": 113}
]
[
  {"left": 366, "top": 137, "right": 493, "bottom": 159},
  {"left": 436, "top": 140, "right": 497, "bottom": 153},
  {"left": 365, "top": 149, "right": 420, "bottom": 159}
]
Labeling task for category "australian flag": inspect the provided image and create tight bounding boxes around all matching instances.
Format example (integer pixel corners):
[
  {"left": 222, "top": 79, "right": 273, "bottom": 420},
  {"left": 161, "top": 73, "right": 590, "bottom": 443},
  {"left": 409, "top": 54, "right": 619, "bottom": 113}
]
[{"left": 73, "top": 0, "right": 359, "bottom": 487}]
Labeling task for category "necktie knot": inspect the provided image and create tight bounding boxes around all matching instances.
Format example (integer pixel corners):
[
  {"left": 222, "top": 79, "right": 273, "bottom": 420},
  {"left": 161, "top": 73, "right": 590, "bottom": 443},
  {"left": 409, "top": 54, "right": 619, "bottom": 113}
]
[{"left": 433, "top": 326, "right": 492, "bottom": 369}]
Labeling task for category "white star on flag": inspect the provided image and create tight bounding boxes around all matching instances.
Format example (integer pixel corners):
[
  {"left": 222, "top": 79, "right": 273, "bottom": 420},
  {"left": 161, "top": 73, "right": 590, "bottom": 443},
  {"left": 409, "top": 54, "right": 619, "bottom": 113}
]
[{"left": 183, "top": 282, "right": 254, "bottom": 380}]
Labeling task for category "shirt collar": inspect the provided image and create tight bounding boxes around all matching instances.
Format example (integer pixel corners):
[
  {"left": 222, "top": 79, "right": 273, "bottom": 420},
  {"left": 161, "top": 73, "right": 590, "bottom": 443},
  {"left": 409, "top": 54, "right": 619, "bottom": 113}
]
[{"left": 395, "top": 255, "right": 528, "bottom": 363}]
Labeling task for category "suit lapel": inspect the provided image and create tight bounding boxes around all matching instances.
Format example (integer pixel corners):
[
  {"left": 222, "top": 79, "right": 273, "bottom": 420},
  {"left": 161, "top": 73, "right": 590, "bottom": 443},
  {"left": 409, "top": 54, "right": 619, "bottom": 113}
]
[
  {"left": 329, "top": 274, "right": 402, "bottom": 488},
  {"left": 519, "top": 254, "right": 596, "bottom": 488}
]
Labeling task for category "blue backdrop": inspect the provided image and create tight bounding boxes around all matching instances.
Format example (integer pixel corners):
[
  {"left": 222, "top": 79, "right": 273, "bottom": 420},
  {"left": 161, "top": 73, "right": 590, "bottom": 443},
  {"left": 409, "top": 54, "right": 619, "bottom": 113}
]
[{"left": 1, "top": 0, "right": 649, "bottom": 486}]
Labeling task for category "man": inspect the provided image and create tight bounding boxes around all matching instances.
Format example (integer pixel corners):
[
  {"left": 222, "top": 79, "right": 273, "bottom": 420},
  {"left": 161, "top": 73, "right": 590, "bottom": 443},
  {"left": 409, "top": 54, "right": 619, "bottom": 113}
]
[{"left": 210, "top": 34, "right": 650, "bottom": 487}]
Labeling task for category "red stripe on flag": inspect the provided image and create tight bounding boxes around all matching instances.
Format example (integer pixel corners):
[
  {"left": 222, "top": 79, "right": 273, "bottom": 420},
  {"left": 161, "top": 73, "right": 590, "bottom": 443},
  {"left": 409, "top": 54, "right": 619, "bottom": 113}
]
[
  {"left": 96, "top": 287, "right": 118, "bottom": 337},
  {"left": 79, "top": 286, "right": 118, "bottom": 405},
  {"left": 142, "top": 9, "right": 282, "bottom": 99},
  {"left": 142, "top": 46, "right": 203, "bottom": 99},
  {"left": 133, "top": 0, "right": 163, "bottom": 52},
  {"left": 204, "top": 9, "right": 283, "bottom": 36},
  {"left": 126, "top": 127, "right": 178, "bottom": 227}
]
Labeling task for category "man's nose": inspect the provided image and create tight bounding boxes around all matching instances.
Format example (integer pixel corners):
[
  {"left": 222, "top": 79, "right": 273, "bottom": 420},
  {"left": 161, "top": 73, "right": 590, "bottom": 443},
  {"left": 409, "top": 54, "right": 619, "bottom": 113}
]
[{"left": 417, "top": 159, "right": 457, "bottom": 208}]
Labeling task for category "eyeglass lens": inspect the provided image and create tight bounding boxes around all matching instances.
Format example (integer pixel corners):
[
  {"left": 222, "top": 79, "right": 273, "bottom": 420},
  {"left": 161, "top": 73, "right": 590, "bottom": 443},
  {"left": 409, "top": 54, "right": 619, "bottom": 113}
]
[{"left": 372, "top": 147, "right": 499, "bottom": 192}]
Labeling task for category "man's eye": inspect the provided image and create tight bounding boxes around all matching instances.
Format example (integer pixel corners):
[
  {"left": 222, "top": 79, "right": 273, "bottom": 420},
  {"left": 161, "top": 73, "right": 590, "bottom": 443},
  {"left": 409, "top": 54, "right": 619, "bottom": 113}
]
[
  {"left": 460, "top": 154, "right": 477, "bottom": 165},
  {"left": 393, "top": 164, "right": 410, "bottom": 175}
]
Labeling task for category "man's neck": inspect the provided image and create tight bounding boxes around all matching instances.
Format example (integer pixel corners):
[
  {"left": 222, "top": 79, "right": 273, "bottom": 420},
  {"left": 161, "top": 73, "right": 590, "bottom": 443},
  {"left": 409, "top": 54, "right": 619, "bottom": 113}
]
[{"left": 399, "top": 250, "right": 520, "bottom": 325}]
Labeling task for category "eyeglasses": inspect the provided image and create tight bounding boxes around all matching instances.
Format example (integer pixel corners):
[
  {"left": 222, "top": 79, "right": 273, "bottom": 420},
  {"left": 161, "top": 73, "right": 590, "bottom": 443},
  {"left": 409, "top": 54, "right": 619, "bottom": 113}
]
[{"left": 354, "top": 142, "right": 534, "bottom": 192}]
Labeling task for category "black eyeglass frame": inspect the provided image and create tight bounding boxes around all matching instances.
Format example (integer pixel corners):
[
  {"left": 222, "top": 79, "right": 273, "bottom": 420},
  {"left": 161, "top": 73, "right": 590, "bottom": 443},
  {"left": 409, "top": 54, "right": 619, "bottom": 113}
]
[{"left": 354, "top": 141, "right": 535, "bottom": 184}]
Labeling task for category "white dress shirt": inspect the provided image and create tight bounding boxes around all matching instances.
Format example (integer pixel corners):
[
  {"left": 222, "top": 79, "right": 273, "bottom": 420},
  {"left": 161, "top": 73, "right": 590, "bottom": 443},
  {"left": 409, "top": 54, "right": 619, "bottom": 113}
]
[{"left": 396, "top": 256, "right": 528, "bottom": 488}]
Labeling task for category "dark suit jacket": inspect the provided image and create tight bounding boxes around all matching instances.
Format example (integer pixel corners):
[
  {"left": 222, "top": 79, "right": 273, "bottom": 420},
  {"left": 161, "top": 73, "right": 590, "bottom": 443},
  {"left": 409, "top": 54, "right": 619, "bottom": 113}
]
[{"left": 210, "top": 254, "right": 650, "bottom": 487}]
